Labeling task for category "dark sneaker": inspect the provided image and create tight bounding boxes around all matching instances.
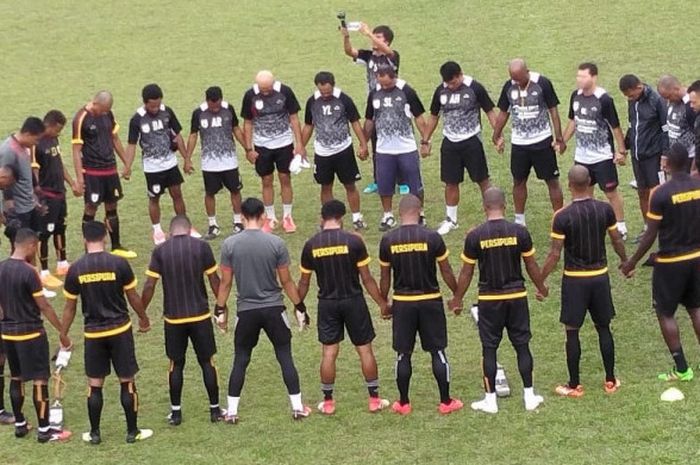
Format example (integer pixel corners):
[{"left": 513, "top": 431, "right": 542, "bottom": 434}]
[{"left": 204, "top": 225, "right": 221, "bottom": 241}]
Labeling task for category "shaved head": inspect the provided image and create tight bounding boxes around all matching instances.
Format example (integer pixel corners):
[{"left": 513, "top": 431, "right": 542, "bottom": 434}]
[
  {"left": 91, "top": 90, "right": 113, "bottom": 115},
  {"left": 508, "top": 58, "right": 529, "bottom": 86},
  {"left": 256, "top": 70, "right": 275, "bottom": 93},
  {"left": 398, "top": 194, "right": 422, "bottom": 217},
  {"left": 657, "top": 74, "right": 684, "bottom": 102},
  {"left": 568, "top": 165, "right": 591, "bottom": 191},
  {"left": 483, "top": 187, "right": 506, "bottom": 211},
  {"left": 508, "top": 58, "right": 528, "bottom": 73},
  {"left": 658, "top": 74, "right": 681, "bottom": 91}
]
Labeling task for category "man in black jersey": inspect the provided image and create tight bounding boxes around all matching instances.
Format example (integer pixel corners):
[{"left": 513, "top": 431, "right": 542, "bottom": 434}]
[
  {"left": 450, "top": 187, "right": 547, "bottom": 414},
  {"left": 297, "top": 200, "right": 389, "bottom": 415},
  {"left": 621, "top": 144, "right": 700, "bottom": 382},
  {"left": 141, "top": 215, "right": 224, "bottom": 425},
  {"left": 0, "top": 228, "right": 70, "bottom": 442},
  {"left": 541, "top": 166, "right": 627, "bottom": 397},
  {"left": 379, "top": 195, "right": 463, "bottom": 415},
  {"left": 61, "top": 222, "right": 152, "bottom": 444}
]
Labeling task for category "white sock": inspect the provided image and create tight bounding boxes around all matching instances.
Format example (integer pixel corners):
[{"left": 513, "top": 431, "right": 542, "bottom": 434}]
[
  {"left": 514, "top": 213, "right": 526, "bottom": 226},
  {"left": 383, "top": 211, "right": 394, "bottom": 221},
  {"left": 446, "top": 205, "right": 458, "bottom": 223},
  {"left": 153, "top": 223, "right": 163, "bottom": 233},
  {"left": 57, "top": 260, "right": 69, "bottom": 267},
  {"left": 523, "top": 387, "right": 535, "bottom": 398},
  {"left": 283, "top": 204, "right": 293, "bottom": 218},
  {"left": 617, "top": 221, "right": 627, "bottom": 235},
  {"left": 171, "top": 405, "right": 181, "bottom": 411},
  {"left": 227, "top": 396, "right": 240, "bottom": 416},
  {"left": 265, "top": 205, "right": 276, "bottom": 220},
  {"left": 233, "top": 214, "right": 242, "bottom": 224},
  {"left": 352, "top": 212, "right": 362, "bottom": 223},
  {"left": 40, "top": 269, "right": 50, "bottom": 277},
  {"left": 208, "top": 216, "right": 218, "bottom": 227},
  {"left": 289, "top": 393, "right": 303, "bottom": 411}
]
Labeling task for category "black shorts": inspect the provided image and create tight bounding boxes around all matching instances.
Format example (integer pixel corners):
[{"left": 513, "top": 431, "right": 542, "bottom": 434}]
[
  {"left": 575, "top": 159, "right": 619, "bottom": 192},
  {"left": 631, "top": 155, "right": 661, "bottom": 190},
  {"left": 234, "top": 306, "right": 292, "bottom": 350},
  {"left": 510, "top": 137, "right": 560, "bottom": 181},
  {"left": 392, "top": 299, "right": 447, "bottom": 353},
  {"left": 317, "top": 295, "right": 375, "bottom": 346},
  {"left": 4, "top": 331, "right": 50, "bottom": 381},
  {"left": 255, "top": 144, "right": 293, "bottom": 177},
  {"left": 203, "top": 169, "right": 242, "bottom": 195},
  {"left": 84, "top": 172, "right": 123, "bottom": 205},
  {"left": 39, "top": 197, "right": 67, "bottom": 237},
  {"left": 440, "top": 136, "right": 489, "bottom": 184},
  {"left": 314, "top": 145, "right": 362, "bottom": 186},
  {"left": 560, "top": 274, "right": 615, "bottom": 328},
  {"left": 3, "top": 208, "right": 40, "bottom": 242},
  {"left": 84, "top": 329, "right": 139, "bottom": 379},
  {"left": 145, "top": 166, "right": 184, "bottom": 198},
  {"left": 164, "top": 317, "right": 217, "bottom": 361},
  {"left": 653, "top": 258, "right": 700, "bottom": 316},
  {"left": 477, "top": 297, "right": 531, "bottom": 349}
]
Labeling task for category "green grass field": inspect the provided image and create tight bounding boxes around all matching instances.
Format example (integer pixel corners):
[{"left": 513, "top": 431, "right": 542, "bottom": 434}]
[{"left": 1, "top": 0, "right": 700, "bottom": 463}]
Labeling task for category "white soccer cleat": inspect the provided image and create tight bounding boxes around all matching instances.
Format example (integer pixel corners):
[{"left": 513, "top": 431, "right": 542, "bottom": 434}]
[
  {"left": 437, "top": 218, "right": 458, "bottom": 235},
  {"left": 470, "top": 397, "right": 498, "bottom": 414},
  {"left": 524, "top": 394, "right": 544, "bottom": 411}
]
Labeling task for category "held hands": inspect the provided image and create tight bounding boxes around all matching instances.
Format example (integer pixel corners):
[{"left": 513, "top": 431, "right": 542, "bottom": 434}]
[
  {"left": 71, "top": 181, "right": 83, "bottom": 197},
  {"left": 420, "top": 141, "right": 432, "bottom": 158},
  {"left": 535, "top": 285, "right": 549, "bottom": 302},
  {"left": 183, "top": 158, "right": 195, "bottom": 175},
  {"left": 492, "top": 135, "right": 505, "bottom": 154},
  {"left": 358, "top": 143, "right": 369, "bottom": 161},
  {"left": 447, "top": 297, "right": 463, "bottom": 315},
  {"left": 138, "top": 316, "right": 151, "bottom": 333},
  {"left": 614, "top": 150, "right": 627, "bottom": 166},
  {"left": 379, "top": 300, "right": 392, "bottom": 320},
  {"left": 619, "top": 261, "right": 636, "bottom": 278},
  {"left": 214, "top": 304, "right": 228, "bottom": 332},
  {"left": 552, "top": 139, "right": 566, "bottom": 155},
  {"left": 246, "top": 149, "right": 259, "bottom": 164},
  {"left": 121, "top": 165, "right": 132, "bottom": 180},
  {"left": 58, "top": 334, "right": 72, "bottom": 352},
  {"left": 295, "top": 301, "right": 310, "bottom": 331}
]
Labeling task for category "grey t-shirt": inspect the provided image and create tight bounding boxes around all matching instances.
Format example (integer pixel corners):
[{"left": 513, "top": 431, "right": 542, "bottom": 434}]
[
  {"left": 220, "top": 229, "right": 290, "bottom": 312},
  {"left": 0, "top": 136, "right": 35, "bottom": 214}
]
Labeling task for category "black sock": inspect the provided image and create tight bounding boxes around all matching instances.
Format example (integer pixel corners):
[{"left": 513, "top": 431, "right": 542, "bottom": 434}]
[
  {"left": 198, "top": 357, "right": 219, "bottom": 407},
  {"left": 169, "top": 359, "right": 185, "bottom": 408},
  {"left": 54, "top": 232, "right": 67, "bottom": 261},
  {"left": 482, "top": 347, "right": 497, "bottom": 393},
  {"left": 87, "top": 386, "right": 103, "bottom": 434},
  {"left": 321, "top": 383, "right": 334, "bottom": 401},
  {"left": 366, "top": 379, "right": 379, "bottom": 398},
  {"left": 430, "top": 350, "right": 451, "bottom": 404},
  {"left": 274, "top": 344, "right": 301, "bottom": 394},
  {"left": 39, "top": 239, "right": 49, "bottom": 271},
  {"left": 228, "top": 347, "right": 252, "bottom": 397},
  {"left": 10, "top": 379, "right": 25, "bottom": 425},
  {"left": 395, "top": 353, "right": 412, "bottom": 405},
  {"left": 120, "top": 382, "right": 138, "bottom": 434},
  {"left": 514, "top": 344, "right": 534, "bottom": 388},
  {"left": 671, "top": 347, "right": 688, "bottom": 373},
  {"left": 82, "top": 213, "right": 95, "bottom": 224},
  {"left": 0, "top": 364, "right": 5, "bottom": 412},
  {"left": 596, "top": 325, "right": 616, "bottom": 382},
  {"left": 566, "top": 329, "right": 581, "bottom": 388},
  {"left": 106, "top": 210, "right": 121, "bottom": 249},
  {"left": 33, "top": 384, "right": 49, "bottom": 429}
]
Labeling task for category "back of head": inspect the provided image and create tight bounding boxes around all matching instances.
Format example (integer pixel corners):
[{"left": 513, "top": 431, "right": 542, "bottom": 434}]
[
  {"left": 20, "top": 117, "right": 45, "bottom": 136},
  {"left": 568, "top": 165, "right": 591, "bottom": 192},
  {"left": 321, "top": 200, "right": 346, "bottom": 221},
  {"left": 398, "top": 194, "right": 422, "bottom": 217},
  {"left": 482, "top": 187, "right": 506, "bottom": 211},
  {"left": 93, "top": 90, "right": 113, "bottom": 107},
  {"left": 314, "top": 71, "right": 335, "bottom": 87},
  {"left": 142, "top": 83, "right": 163, "bottom": 102},
  {"left": 205, "top": 86, "right": 223, "bottom": 102},
  {"left": 619, "top": 74, "right": 641, "bottom": 92},
  {"left": 666, "top": 143, "right": 689, "bottom": 172},
  {"left": 82, "top": 221, "right": 107, "bottom": 243},
  {"left": 658, "top": 74, "right": 680, "bottom": 92},
  {"left": 43, "top": 110, "right": 67, "bottom": 127},
  {"left": 439, "top": 61, "right": 462, "bottom": 82},
  {"left": 14, "top": 228, "right": 38, "bottom": 246},
  {"left": 241, "top": 197, "right": 265, "bottom": 220},
  {"left": 169, "top": 214, "right": 192, "bottom": 234}
]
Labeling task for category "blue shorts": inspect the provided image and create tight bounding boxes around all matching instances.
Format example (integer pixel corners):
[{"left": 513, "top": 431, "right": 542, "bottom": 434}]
[{"left": 375, "top": 151, "right": 423, "bottom": 196}]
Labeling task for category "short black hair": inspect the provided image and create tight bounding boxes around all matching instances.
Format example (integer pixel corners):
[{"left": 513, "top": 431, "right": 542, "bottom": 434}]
[
  {"left": 241, "top": 197, "right": 265, "bottom": 220},
  {"left": 82, "top": 221, "right": 107, "bottom": 242},
  {"left": 688, "top": 80, "right": 700, "bottom": 94},
  {"left": 321, "top": 200, "right": 346, "bottom": 221},
  {"left": 43, "top": 110, "right": 67, "bottom": 127},
  {"left": 14, "top": 228, "right": 38, "bottom": 245},
  {"left": 314, "top": 71, "right": 335, "bottom": 86},
  {"left": 666, "top": 143, "right": 689, "bottom": 171},
  {"left": 578, "top": 62, "right": 598, "bottom": 76},
  {"left": 206, "top": 86, "right": 223, "bottom": 101},
  {"left": 619, "top": 74, "right": 641, "bottom": 92},
  {"left": 142, "top": 83, "right": 163, "bottom": 102},
  {"left": 169, "top": 214, "right": 191, "bottom": 231},
  {"left": 373, "top": 25, "right": 394, "bottom": 44},
  {"left": 20, "top": 117, "right": 45, "bottom": 135},
  {"left": 376, "top": 65, "right": 396, "bottom": 79},
  {"left": 439, "top": 61, "right": 462, "bottom": 82}
]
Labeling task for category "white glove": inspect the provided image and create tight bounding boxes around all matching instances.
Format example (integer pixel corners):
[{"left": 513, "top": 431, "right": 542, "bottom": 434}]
[
  {"left": 55, "top": 348, "right": 72, "bottom": 369},
  {"left": 300, "top": 157, "right": 311, "bottom": 169},
  {"left": 289, "top": 154, "right": 303, "bottom": 175}
]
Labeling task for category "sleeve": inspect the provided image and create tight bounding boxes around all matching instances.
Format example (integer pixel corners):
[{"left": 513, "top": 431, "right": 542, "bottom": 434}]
[
  {"left": 145, "top": 248, "right": 161, "bottom": 279},
  {"left": 240, "top": 91, "right": 254, "bottom": 120},
  {"left": 378, "top": 236, "right": 391, "bottom": 266},
  {"left": 190, "top": 109, "right": 201, "bottom": 133},
  {"left": 519, "top": 227, "right": 536, "bottom": 257},
  {"left": 601, "top": 94, "right": 620, "bottom": 129},
  {"left": 299, "top": 241, "right": 314, "bottom": 274},
  {"left": 497, "top": 81, "right": 511, "bottom": 112},
  {"left": 551, "top": 210, "right": 566, "bottom": 240},
  {"left": 429, "top": 87, "right": 442, "bottom": 116},
  {"left": 352, "top": 235, "right": 371, "bottom": 267},
  {"left": 365, "top": 92, "right": 375, "bottom": 120},
  {"left": 109, "top": 111, "right": 120, "bottom": 135},
  {"left": 283, "top": 86, "right": 301, "bottom": 114},
  {"left": 405, "top": 86, "right": 425, "bottom": 117},
  {"left": 605, "top": 204, "right": 617, "bottom": 231},
  {"left": 461, "top": 232, "right": 478, "bottom": 264},
  {"left": 127, "top": 114, "right": 140, "bottom": 145},
  {"left": 647, "top": 186, "right": 665, "bottom": 221},
  {"left": 433, "top": 234, "right": 449, "bottom": 262},
  {"left": 355, "top": 49, "right": 372, "bottom": 65},
  {"left": 685, "top": 102, "right": 697, "bottom": 129},
  {"left": 72, "top": 110, "right": 86, "bottom": 145},
  {"left": 567, "top": 91, "right": 576, "bottom": 120},
  {"left": 343, "top": 94, "right": 361, "bottom": 123},
  {"left": 202, "top": 242, "right": 218, "bottom": 275},
  {"left": 219, "top": 241, "right": 233, "bottom": 271},
  {"left": 167, "top": 107, "right": 183, "bottom": 135},
  {"left": 304, "top": 97, "right": 314, "bottom": 125},
  {"left": 472, "top": 80, "right": 495, "bottom": 112},
  {"left": 276, "top": 239, "right": 291, "bottom": 268},
  {"left": 540, "top": 77, "right": 560, "bottom": 108},
  {"left": 63, "top": 266, "right": 80, "bottom": 300},
  {"left": 657, "top": 95, "right": 670, "bottom": 151},
  {"left": 389, "top": 50, "right": 400, "bottom": 71},
  {"left": 28, "top": 269, "right": 44, "bottom": 298},
  {"left": 119, "top": 260, "right": 138, "bottom": 291}
]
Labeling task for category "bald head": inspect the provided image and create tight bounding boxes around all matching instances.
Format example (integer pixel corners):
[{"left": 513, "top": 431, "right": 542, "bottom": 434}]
[
  {"left": 483, "top": 187, "right": 506, "bottom": 211},
  {"left": 568, "top": 165, "right": 591, "bottom": 192},
  {"left": 398, "top": 194, "right": 422, "bottom": 220},
  {"left": 92, "top": 90, "right": 113, "bottom": 115},
  {"left": 657, "top": 75, "right": 683, "bottom": 101},
  {"left": 256, "top": 70, "right": 275, "bottom": 94},
  {"left": 508, "top": 58, "right": 529, "bottom": 86}
]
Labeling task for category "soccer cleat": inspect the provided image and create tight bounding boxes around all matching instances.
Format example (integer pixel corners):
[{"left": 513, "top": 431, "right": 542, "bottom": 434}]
[
  {"left": 189, "top": 227, "right": 202, "bottom": 239},
  {"left": 317, "top": 399, "right": 336, "bottom": 415},
  {"left": 233, "top": 223, "right": 244, "bottom": 234},
  {"left": 15, "top": 422, "right": 32, "bottom": 438},
  {"left": 292, "top": 405, "right": 312, "bottom": 420},
  {"left": 379, "top": 216, "right": 396, "bottom": 232},
  {"left": 524, "top": 394, "right": 544, "bottom": 411},
  {"left": 363, "top": 183, "right": 378, "bottom": 194},
  {"left": 167, "top": 410, "right": 182, "bottom": 426},
  {"left": 419, "top": 215, "right": 427, "bottom": 227},
  {"left": 398, "top": 184, "right": 410, "bottom": 195},
  {"left": 111, "top": 247, "right": 138, "bottom": 259},
  {"left": 152, "top": 229, "right": 166, "bottom": 245},
  {"left": 0, "top": 410, "right": 15, "bottom": 424},
  {"left": 437, "top": 218, "right": 458, "bottom": 236},
  {"left": 82, "top": 431, "right": 101, "bottom": 445},
  {"left": 55, "top": 262, "right": 71, "bottom": 276},
  {"left": 126, "top": 428, "right": 153, "bottom": 443},
  {"left": 470, "top": 397, "right": 498, "bottom": 414},
  {"left": 210, "top": 408, "right": 226, "bottom": 423},
  {"left": 554, "top": 384, "right": 585, "bottom": 397},
  {"left": 631, "top": 230, "right": 646, "bottom": 245},
  {"left": 391, "top": 401, "right": 412, "bottom": 415},
  {"left": 204, "top": 225, "right": 221, "bottom": 241},
  {"left": 495, "top": 365, "right": 511, "bottom": 398},
  {"left": 262, "top": 218, "right": 278, "bottom": 233},
  {"left": 41, "top": 273, "right": 63, "bottom": 289},
  {"left": 43, "top": 288, "right": 57, "bottom": 299},
  {"left": 37, "top": 427, "right": 72, "bottom": 443},
  {"left": 658, "top": 367, "right": 694, "bottom": 382},
  {"left": 223, "top": 413, "right": 239, "bottom": 425},
  {"left": 368, "top": 397, "right": 390, "bottom": 413},
  {"left": 438, "top": 398, "right": 464, "bottom": 415},
  {"left": 353, "top": 218, "right": 368, "bottom": 231},
  {"left": 282, "top": 216, "right": 297, "bottom": 234},
  {"left": 604, "top": 379, "right": 621, "bottom": 394}
]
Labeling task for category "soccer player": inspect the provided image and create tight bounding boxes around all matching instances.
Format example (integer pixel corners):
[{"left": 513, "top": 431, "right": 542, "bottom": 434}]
[
  {"left": 297, "top": 200, "right": 390, "bottom": 414},
  {"left": 379, "top": 194, "right": 463, "bottom": 415},
  {"left": 365, "top": 67, "right": 429, "bottom": 231},
  {"left": 0, "top": 228, "right": 71, "bottom": 442},
  {"left": 492, "top": 58, "right": 565, "bottom": 226},
  {"left": 424, "top": 61, "right": 498, "bottom": 235},
  {"left": 125, "top": 83, "right": 198, "bottom": 245},
  {"left": 61, "top": 221, "right": 152, "bottom": 444},
  {"left": 186, "top": 86, "right": 246, "bottom": 239},
  {"left": 621, "top": 144, "right": 700, "bottom": 381},
  {"left": 301, "top": 72, "right": 369, "bottom": 230},
  {"left": 657, "top": 75, "right": 697, "bottom": 174},
  {"left": 540, "top": 166, "right": 627, "bottom": 396},
  {"left": 216, "top": 197, "right": 310, "bottom": 422},
  {"left": 141, "top": 215, "right": 224, "bottom": 425},
  {"left": 561, "top": 63, "right": 628, "bottom": 239},
  {"left": 449, "top": 187, "right": 547, "bottom": 414},
  {"left": 618, "top": 74, "right": 669, "bottom": 242},
  {"left": 32, "top": 110, "right": 81, "bottom": 288},
  {"left": 241, "top": 71, "right": 305, "bottom": 233},
  {"left": 689, "top": 81, "right": 700, "bottom": 161},
  {"left": 72, "top": 90, "right": 136, "bottom": 259}
]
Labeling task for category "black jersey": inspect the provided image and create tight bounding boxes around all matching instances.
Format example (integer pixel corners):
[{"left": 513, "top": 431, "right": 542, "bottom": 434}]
[
  {"left": 241, "top": 81, "right": 301, "bottom": 149},
  {"left": 355, "top": 49, "right": 400, "bottom": 94},
  {"left": 128, "top": 104, "right": 182, "bottom": 173},
  {"left": 72, "top": 107, "right": 119, "bottom": 170},
  {"left": 191, "top": 101, "right": 239, "bottom": 172},
  {"left": 568, "top": 87, "right": 620, "bottom": 164},
  {"left": 0, "top": 258, "right": 44, "bottom": 338},
  {"left": 365, "top": 80, "right": 425, "bottom": 154},
  {"left": 304, "top": 88, "right": 360, "bottom": 156},
  {"left": 33, "top": 135, "right": 66, "bottom": 195},
  {"left": 430, "top": 77, "right": 494, "bottom": 142}
]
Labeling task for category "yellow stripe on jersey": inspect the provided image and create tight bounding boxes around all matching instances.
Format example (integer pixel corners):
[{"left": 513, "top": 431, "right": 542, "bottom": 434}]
[
  {"left": 550, "top": 232, "right": 565, "bottom": 240},
  {"left": 112, "top": 122, "right": 120, "bottom": 134},
  {"left": 205, "top": 264, "right": 218, "bottom": 275},
  {"left": 72, "top": 111, "right": 87, "bottom": 145},
  {"left": 312, "top": 245, "right": 349, "bottom": 258},
  {"left": 32, "top": 290, "right": 44, "bottom": 297},
  {"left": 145, "top": 270, "right": 160, "bottom": 279},
  {"left": 84, "top": 321, "right": 131, "bottom": 339},
  {"left": 461, "top": 253, "right": 476, "bottom": 265},
  {"left": 522, "top": 248, "right": 536, "bottom": 257},
  {"left": 299, "top": 265, "right": 312, "bottom": 274},
  {"left": 437, "top": 250, "right": 449, "bottom": 262},
  {"left": 63, "top": 289, "right": 78, "bottom": 300},
  {"left": 123, "top": 279, "right": 138, "bottom": 291},
  {"left": 164, "top": 312, "right": 211, "bottom": 325},
  {"left": 478, "top": 291, "right": 527, "bottom": 301},
  {"left": 390, "top": 242, "right": 428, "bottom": 254},
  {"left": 379, "top": 259, "right": 390, "bottom": 267},
  {"left": 392, "top": 292, "right": 442, "bottom": 302},
  {"left": 480, "top": 236, "right": 517, "bottom": 249},
  {"left": 563, "top": 267, "right": 608, "bottom": 277},
  {"left": 357, "top": 257, "right": 371, "bottom": 267},
  {"left": 607, "top": 225, "right": 618, "bottom": 231},
  {"left": 1, "top": 332, "right": 41, "bottom": 341},
  {"left": 647, "top": 211, "right": 663, "bottom": 221},
  {"left": 656, "top": 249, "right": 700, "bottom": 264}
]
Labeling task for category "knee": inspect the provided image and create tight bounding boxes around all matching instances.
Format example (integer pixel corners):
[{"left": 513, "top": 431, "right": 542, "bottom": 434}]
[{"left": 170, "top": 357, "right": 186, "bottom": 371}]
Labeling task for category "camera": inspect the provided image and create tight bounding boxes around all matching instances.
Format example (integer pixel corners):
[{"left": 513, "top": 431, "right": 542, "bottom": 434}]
[{"left": 337, "top": 11, "right": 346, "bottom": 28}]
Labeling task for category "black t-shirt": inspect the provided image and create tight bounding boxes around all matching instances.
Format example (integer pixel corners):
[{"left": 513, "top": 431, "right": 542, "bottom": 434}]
[
  {"left": 147, "top": 235, "right": 218, "bottom": 322},
  {"left": 304, "top": 88, "right": 360, "bottom": 156},
  {"left": 430, "top": 77, "right": 494, "bottom": 142},
  {"left": 0, "top": 258, "right": 44, "bottom": 336},
  {"left": 34, "top": 135, "right": 66, "bottom": 194},
  {"left": 355, "top": 49, "right": 400, "bottom": 93},
  {"left": 72, "top": 107, "right": 119, "bottom": 170},
  {"left": 128, "top": 104, "right": 182, "bottom": 173},
  {"left": 241, "top": 81, "right": 301, "bottom": 149},
  {"left": 365, "top": 80, "right": 425, "bottom": 154},
  {"left": 462, "top": 219, "right": 534, "bottom": 298},
  {"left": 647, "top": 173, "right": 700, "bottom": 260},
  {"left": 64, "top": 251, "right": 136, "bottom": 335},
  {"left": 300, "top": 229, "right": 370, "bottom": 300},
  {"left": 551, "top": 199, "right": 617, "bottom": 274},
  {"left": 568, "top": 88, "right": 620, "bottom": 164},
  {"left": 379, "top": 224, "right": 448, "bottom": 300}
]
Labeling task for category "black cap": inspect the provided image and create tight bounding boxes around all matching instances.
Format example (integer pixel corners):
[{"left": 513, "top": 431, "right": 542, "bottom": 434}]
[{"left": 206, "top": 86, "right": 223, "bottom": 101}]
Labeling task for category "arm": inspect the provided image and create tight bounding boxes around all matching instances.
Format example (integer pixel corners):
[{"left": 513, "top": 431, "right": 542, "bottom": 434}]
[
  {"left": 289, "top": 113, "right": 306, "bottom": 157},
  {"left": 233, "top": 126, "right": 246, "bottom": 147},
  {"left": 71, "top": 143, "right": 84, "bottom": 190},
  {"left": 243, "top": 119, "right": 257, "bottom": 163},
  {"left": 207, "top": 271, "right": 221, "bottom": 298},
  {"left": 113, "top": 133, "right": 130, "bottom": 173},
  {"left": 277, "top": 265, "right": 302, "bottom": 305},
  {"left": 123, "top": 143, "right": 137, "bottom": 180},
  {"left": 491, "top": 111, "right": 509, "bottom": 152},
  {"left": 140, "top": 276, "right": 158, "bottom": 311},
  {"left": 379, "top": 265, "right": 391, "bottom": 301},
  {"left": 185, "top": 132, "right": 199, "bottom": 158},
  {"left": 612, "top": 126, "right": 628, "bottom": 164},
  {"left": 622, "top": 220, "right": 659, "bottom": 274},
  {"left": 562, "top": 119, "right": 575, "bottom": 143},
  {"left": 540, "top": 238, "right": 563, "bottom": 282},
  {"left": 438, "top": 258, "right": 458, "bottom": 293},
  {"left": 608, "top": 228, "right": 627, "bottom": 262},
  {"left": 363, "top": 118, "right": 375, "bottom": 142},
  {"left": 350, "top": 120, "right": 369, "bottom": 160},
  {"left": 523, "top": 255, "right": 548, "bottom": 298},
  {"left": 297, "top": 271, "right": 311, "bottom": 302},
  {"left": 548, "top": 106, "right": 565, "bottom": 152},
  {"left": 449, "top": 262, "right": 475, "bottom": 313},
  {"left": 485, "top": 109, "right": 498, "bottom": 131},
  {"left": 423, "top": 114, "right": 439, "bottom": 143},
  {"left": 358, "top": 265, "right": 389, "bottom": 317},
  {"left": 359, "top": 23, "right": 394, "bottom": 58},
  {"left": 125, "top": 288, "right": 150, "bottom": 332},
  {"left": 215, "top": 266, "right": 234, "bottom": 329},
  {"left": 59, "top": 298, "right": 77, "bottom": 348},
  {"left": 301, "top": 123, "right": 314, "bottom": 149},
  {"left": 341, "top": 27, "right": 359, "bottom": 59},
  {"left": 35, "top": 295, "right": 69, "bottom": 347}
]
